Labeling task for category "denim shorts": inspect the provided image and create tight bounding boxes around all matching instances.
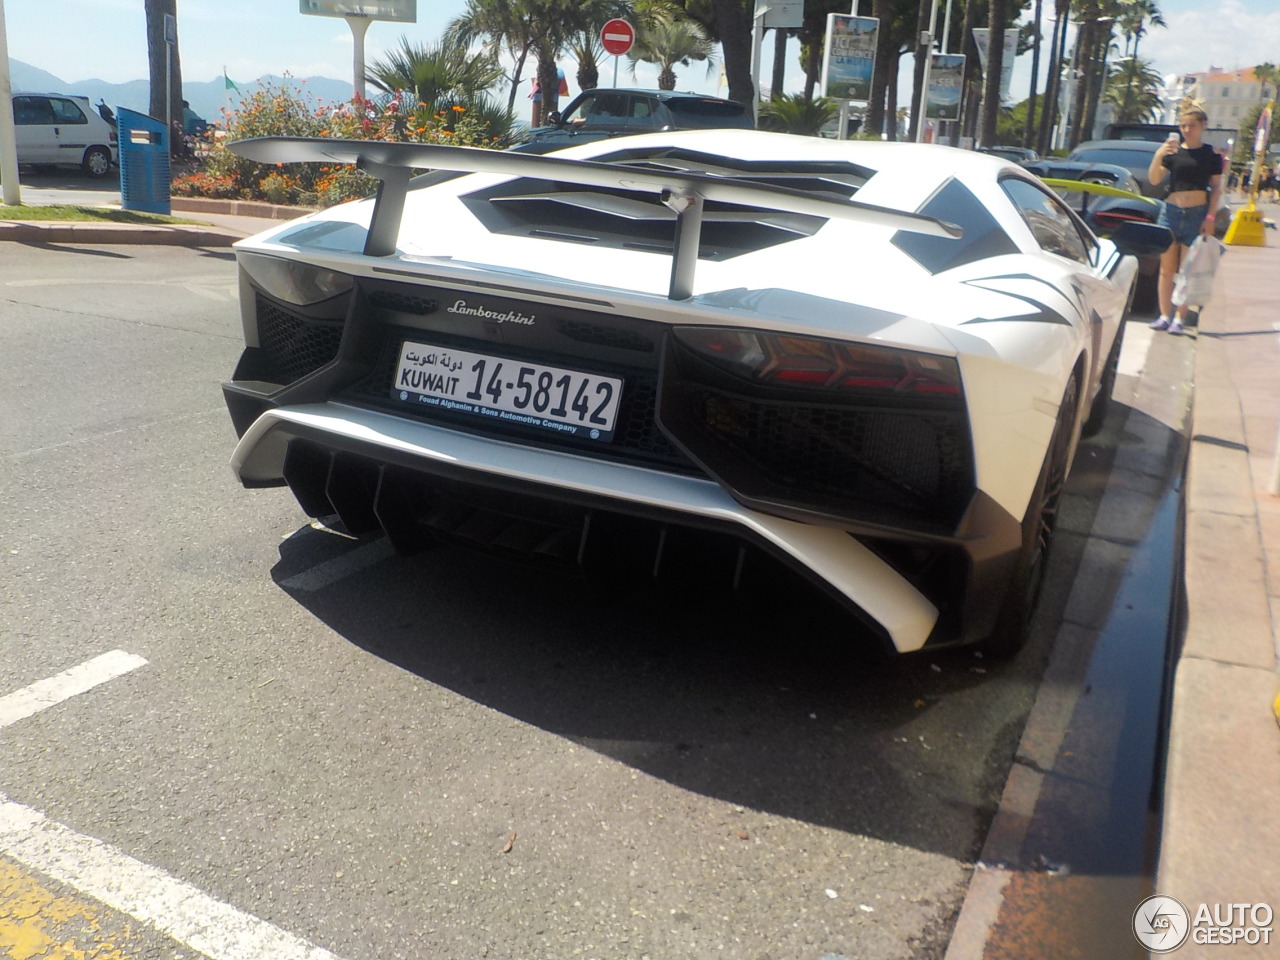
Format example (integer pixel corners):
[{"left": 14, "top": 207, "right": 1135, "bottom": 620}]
[{"left": 1157, "top": 201, "right": 1209, "bottom": 247}]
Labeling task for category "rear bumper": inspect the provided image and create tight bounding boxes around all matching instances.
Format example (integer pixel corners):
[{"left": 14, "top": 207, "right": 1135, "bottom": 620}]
[{"left": 230, "top": 399, "right": 945, "bottom": 652}]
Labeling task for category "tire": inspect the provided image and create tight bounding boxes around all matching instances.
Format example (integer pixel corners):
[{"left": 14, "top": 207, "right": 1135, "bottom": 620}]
[
  {"left": 1082, "top": 320, "right": 1125, "bottom": 437},
  {"left": 980, "top": 377, "right": 1078, "bottom": 658},
  {"left": 82, "top": 146, "right": 112, "bottom": 178}
]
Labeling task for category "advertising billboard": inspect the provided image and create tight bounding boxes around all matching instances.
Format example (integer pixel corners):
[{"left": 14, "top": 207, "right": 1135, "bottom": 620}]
[
  {"left": 926, "top": 54, "right": 966, "bottom": 121},
  {"left": 299, "top": 0, "right": 416, "bottom": 21},
  {"left": 821, "top": 15, "right": 879, "bottom": 102}
]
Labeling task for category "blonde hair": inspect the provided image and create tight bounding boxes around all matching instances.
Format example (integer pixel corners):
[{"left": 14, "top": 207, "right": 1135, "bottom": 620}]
[{"left": 1179, "top": 107, "right": 1208, "bottom": 125}]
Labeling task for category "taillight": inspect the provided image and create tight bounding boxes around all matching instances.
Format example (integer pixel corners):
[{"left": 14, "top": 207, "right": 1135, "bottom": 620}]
[{"left": 672, "top": 327, "right": 962, "bottom": 397}]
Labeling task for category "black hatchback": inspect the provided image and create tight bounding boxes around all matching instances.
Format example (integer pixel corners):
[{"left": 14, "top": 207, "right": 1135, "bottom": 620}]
[{"left": 514, "top": 89, "right": 754, "bottom": 154}]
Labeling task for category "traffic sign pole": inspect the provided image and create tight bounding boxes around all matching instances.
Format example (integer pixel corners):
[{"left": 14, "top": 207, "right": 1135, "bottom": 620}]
[{"left": 600, "top": 18, "right": 635, "bottom": 87}]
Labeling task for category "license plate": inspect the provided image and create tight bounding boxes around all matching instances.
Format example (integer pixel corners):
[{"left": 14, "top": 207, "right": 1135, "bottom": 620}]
[{"left": 392, "top": 340, "right": 624, "bottom": 442}]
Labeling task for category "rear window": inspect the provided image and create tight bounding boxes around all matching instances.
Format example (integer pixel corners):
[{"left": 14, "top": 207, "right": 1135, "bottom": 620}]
[
  {"left": 666, "top": 98, "right": 753, "bottom": 130},
  {"left": 891, "top": 177, "right": 1018, "bottom": 273}
]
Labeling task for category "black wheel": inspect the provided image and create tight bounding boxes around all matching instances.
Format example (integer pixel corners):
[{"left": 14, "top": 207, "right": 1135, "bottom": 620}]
[
  {"left": 82, "top": 146, "right": 112, "bottom": 178},
  {"left": 980, "top": 377, "right": 1078, "bottom": 658},
  {"left": 1082, "top": 321, "right": 1125, "bottom": 437}
]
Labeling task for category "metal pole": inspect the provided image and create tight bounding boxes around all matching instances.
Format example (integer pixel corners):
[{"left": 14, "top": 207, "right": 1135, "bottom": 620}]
[
  {"left": 613, "top": 55, "right": 618, "bottom": 87},
  {"left": 346, "top": 15, "right": 371, "bottom": 101},
  {"left": 750, "top": 5, "right": 767, "bottom": 123},
  {"left": 915, "top": 0, "right": 941, "bottom": 143},
  {"left": 0, "top": 0, "right": 22, "bottom": 206}
]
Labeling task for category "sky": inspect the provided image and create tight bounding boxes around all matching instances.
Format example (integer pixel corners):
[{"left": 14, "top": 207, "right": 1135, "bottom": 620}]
[{"left": 6, "top": 0, "right": 1280, "bottom": 107}]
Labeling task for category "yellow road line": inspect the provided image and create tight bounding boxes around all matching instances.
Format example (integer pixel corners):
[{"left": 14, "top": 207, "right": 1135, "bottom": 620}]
[{"left": 0, "top": 856, "right": 149, "bottom": 960}]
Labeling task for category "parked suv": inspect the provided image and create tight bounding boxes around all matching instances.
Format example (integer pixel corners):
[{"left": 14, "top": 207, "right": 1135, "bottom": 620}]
[
  {"left": 12, "top": 92, "right": 118, "bottom": 178},
  {"left": 514, "top": 89, "right": 753, "bottom": 153}
]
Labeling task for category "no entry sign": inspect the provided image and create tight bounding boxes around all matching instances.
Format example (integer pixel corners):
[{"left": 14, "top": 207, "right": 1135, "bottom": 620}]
[{"left": 600, "top": 19, "right": 635, "bottom": 57}]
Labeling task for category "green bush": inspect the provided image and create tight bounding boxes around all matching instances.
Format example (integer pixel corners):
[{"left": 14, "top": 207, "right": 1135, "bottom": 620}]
[{"left": 178, "top": 76, "right": 505, "bottom": 207}]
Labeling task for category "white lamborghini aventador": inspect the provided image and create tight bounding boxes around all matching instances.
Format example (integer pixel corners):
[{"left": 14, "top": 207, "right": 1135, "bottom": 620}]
[{"left": 222, "top": 130, "right": 1171, "bottom": 655}]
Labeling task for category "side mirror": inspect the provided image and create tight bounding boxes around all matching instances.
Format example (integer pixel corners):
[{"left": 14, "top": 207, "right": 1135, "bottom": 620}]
[
  {"left": 1110, "top": 220, "right": 1174, "bottom": 258},
  {"left": 547, "top": 110, "right": 561, "bottom": 126}
]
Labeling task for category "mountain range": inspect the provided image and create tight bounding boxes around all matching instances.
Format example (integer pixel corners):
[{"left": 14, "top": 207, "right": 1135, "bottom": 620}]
[{"left": 9, "top": 58, "right": 356, "bottom": 126}]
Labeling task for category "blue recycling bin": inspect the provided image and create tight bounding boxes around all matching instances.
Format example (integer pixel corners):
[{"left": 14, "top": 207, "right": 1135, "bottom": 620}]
[{"left": 117, "top": 108, "right": 170, "bottom": 215}]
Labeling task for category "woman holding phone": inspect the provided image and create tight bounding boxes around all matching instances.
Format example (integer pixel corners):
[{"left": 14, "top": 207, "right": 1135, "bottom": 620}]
[{"left": 1147, "top": 107, "right": 1223, "bottom": 335}]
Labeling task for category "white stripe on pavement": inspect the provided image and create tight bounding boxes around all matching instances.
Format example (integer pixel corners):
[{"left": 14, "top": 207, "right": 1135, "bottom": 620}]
[
  {"left": 279, "top": 538, "right": 396, "bottom": 592},
  {"left": 0, "top": 795, "right": 347, "bottom": 960},
  {"left": 1116, "top": 320, "right": 1156, "bottom": 378},
  {"left": 0, "top": 650, "right": 148, "bottom": 730}
]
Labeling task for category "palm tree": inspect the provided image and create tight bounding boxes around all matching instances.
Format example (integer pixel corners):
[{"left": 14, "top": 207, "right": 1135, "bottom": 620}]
[
  {"left": 980, "top": 0, "right": 1008, "bottom": 147},
  {"left": 1118, "top": 0, "right": 1165, "bottom": 60},
  {"left": 1023, "top": 0, "right": 1044, "bottom": 149},
  {"left": 366, "top": 39, "right": 504, "bottom": 112},
  {"left": 758, "top": 93, "right": 838, "bottom": 135},
  {"left": 1254, "top": 62, "right": 1280, "bottom": 101},
  {"left": 445, "top": 0, "right": 539, "bottom": 115},
  {"left": 1104, "top": 55, "right": 1163, "bottom": 123},
  {"left": 1112, "top": 0, "right": 1166, "bottom": 128},
  {"left": 627, "top": 16, "right": 717, "bottom": 90}
]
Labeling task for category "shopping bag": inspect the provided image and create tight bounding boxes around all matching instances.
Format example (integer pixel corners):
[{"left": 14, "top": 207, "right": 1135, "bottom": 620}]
[{"left": 1172, "top": 235, "right": 1226, "bottom": 307}]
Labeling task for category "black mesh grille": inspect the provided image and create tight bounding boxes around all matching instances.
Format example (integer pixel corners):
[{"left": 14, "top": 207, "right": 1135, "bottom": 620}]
[
  {"left": 368, "top": 290, "right": 437, "bottom": 315},
  {"left": 256, "top": 295, "right": 343, "bottom": 383},
  {"left": 670, "top": 381, "right": 974, "bottom": 529},
  {"left": 556, "top": 318, "right": 655, "bottom": 353}
]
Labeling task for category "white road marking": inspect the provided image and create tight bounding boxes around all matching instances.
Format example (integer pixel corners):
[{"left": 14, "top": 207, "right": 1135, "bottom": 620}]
[
  {"left": 0, "top": 794, "right": 346, "bottom": 960},
  {"left": 0, "top": 650, "right": 148, "bottom": 730},
  {"left": 1116, "top": 320, "right": 1155, "bottom": 378},
  {"left": 279, "top": 538, "right": 396, "bottom": 592}
]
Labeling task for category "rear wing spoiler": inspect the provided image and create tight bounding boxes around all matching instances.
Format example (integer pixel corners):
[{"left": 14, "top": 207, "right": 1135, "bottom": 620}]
[{"left": 229, "top": 137, "right": 962, "bottom": 300}]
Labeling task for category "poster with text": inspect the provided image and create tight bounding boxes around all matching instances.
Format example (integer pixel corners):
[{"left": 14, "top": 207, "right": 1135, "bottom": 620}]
[
  {"left": 821, "top": 15, "right": 879, "bottom": 102},
  {"left": 927, "top": 54, "right": 966, "bottom": 120},
  {"left": 971, "top": 28, "right": 1017, "bottom": 101}
]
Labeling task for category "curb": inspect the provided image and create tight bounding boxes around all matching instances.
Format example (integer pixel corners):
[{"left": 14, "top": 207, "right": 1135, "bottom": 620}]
[
  {"left": 0, "top": 219, "right": 243, "bottom": 247},
  {"left": 168, "top": 197, "right": 317, "bottom": 219}
]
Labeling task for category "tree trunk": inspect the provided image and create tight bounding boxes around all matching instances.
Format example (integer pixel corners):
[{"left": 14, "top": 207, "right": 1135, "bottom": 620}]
[
  {"left": 1068, "top": 20, "right": 1092, "bottom": 147},
  {"left": 145, "top": 0, "right": 183, "bottom": 151},
  {"left": 713, "top": 0, "right": 756, "bottom": 106},
  {"left": 1081, "top": 22, "right": 1113, "bottom": 141},
  {"left": 771, "top": 28, "right": 789, "bottom": 100},
  {"left": 1036, "top": 2, "right": 1064, "bottom": 154},
  {"left": 907, "top": 0, "right": 932, "bottom": 141},
  {"left": 578, "top": 56, "right": 599, "bottom": 92},
  {"left": 979, "top": 0, "right": 1006, "bottom": 148},
  {"left": 803, "top": 38, "right": 821, "bottom": 100},
  {"left": 535, "top": 48, "right": 559, "bottom": 126},
  {"left": 867, "top": 0, "right": 895, "bottom": 138},
  {"left": 1023, "top": 0, "right": 1043, "bottom": 149},
  {"left": 506, "top": 46, "right": 530, "bottom": 115},
  {"left": 954, "top": 0, "right": 979, "bottom": 145}
]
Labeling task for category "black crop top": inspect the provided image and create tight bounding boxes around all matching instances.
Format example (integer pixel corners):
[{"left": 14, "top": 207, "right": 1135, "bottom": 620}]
[{"left": 1162, "top": 144, "right": 1222, "bottom": 193}]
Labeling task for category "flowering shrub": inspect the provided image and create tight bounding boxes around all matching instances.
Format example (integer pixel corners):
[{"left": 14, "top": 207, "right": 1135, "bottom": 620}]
[
  {"left": 170, "top": 171, "right": 239, "bottom": 199},
  {"left": 183, "top": 77, "right": 506, "bottom": 207}
]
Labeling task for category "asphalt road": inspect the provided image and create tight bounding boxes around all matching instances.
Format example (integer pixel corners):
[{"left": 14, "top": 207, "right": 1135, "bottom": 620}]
[{"left": 0, "top": 242, "right": 1189, "bottom": 960}]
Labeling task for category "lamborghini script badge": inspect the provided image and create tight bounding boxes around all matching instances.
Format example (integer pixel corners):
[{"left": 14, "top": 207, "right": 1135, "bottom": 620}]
[{"left": 447, "top": 299, "right": 536, "bottom": 325}]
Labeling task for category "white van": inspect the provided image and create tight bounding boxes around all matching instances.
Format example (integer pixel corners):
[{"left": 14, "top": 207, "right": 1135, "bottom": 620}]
[{"left": 12, "top": 92, "right": 119, "bottom": 178}]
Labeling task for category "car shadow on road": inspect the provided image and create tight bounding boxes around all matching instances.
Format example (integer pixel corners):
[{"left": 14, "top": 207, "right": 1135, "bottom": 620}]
[{"left": 265, "top": 384, "right": 1183, "bottom": 864}]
